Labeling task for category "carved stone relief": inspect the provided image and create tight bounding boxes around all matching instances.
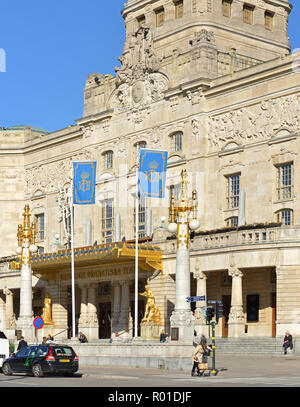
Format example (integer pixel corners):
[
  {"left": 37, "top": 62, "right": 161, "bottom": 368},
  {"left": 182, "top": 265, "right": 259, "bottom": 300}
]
[
  {"left": 208, "top": 94, "right": 300, "bottom": 149},
  {"left": 110, "top": 25, "right": 169, "bottom": 123}
]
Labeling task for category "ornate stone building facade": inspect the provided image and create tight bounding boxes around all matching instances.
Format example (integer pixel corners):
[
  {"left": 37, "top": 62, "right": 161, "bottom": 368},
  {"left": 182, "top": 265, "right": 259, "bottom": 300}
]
[{"left": 0, "top": 0, "right": 299, "bottom": 340}]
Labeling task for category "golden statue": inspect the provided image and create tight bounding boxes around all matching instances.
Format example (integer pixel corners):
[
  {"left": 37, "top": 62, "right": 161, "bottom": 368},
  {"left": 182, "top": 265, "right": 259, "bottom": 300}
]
[
  {"left": 139, "top": 285, "right": 161, "bottom": 323},
  {"left": 42, "top": 293, "right": 54, "bottom": 325}
]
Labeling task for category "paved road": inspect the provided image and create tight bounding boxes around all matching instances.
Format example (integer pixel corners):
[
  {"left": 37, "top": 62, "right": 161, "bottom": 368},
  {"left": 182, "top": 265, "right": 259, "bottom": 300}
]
[{"left": 0, "top": 354, "right": 299, "bottom": 388}]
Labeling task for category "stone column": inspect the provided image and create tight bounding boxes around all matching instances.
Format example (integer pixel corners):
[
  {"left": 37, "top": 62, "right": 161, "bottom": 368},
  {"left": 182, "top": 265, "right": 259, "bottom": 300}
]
[
  {"left": 42, "top": 284, "right": 68, "bottom": 341},
  {"left": 112, "top": 282, "right": 121, "bottom": 336},
  {"left": 78, "top": 285, "right": 89, "bottom": 335},
  {"left": 16, "top": 261, "right": 35, "bottom": 341},
  {"left": 119, "top": 280, "right": 132, "bottom": 337},
  {"left": 0, "top": 291, "right": 5, "bottom": 332},
  {"left": 86, "top": 283, "right": 99, "bottom": 341},
  {"left": 193, "top": 270, "right": 209, "bottom": 338},
  {"left": 228, "top": 266, "right": 245, "bottom": 338}
]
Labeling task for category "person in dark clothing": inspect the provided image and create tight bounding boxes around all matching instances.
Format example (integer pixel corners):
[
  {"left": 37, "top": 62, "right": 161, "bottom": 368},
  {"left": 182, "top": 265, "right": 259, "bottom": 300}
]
[
  {"left": 160, "top": 333, "right": 168, "bottom": 343},
  {"left": 283, "top": 331, "right": 293, "bottom": 354},
  {"left": 78, "top": 331, "right": 88, "bottom": 343},
  {"left": 17, "top": 336, "right": 28, "bottom": 350}
]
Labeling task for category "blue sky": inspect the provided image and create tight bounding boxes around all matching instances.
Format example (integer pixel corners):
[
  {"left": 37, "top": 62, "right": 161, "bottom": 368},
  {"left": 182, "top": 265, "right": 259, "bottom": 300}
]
[{"left": 0, "top": 0, "right": 299, "bottom": 133}]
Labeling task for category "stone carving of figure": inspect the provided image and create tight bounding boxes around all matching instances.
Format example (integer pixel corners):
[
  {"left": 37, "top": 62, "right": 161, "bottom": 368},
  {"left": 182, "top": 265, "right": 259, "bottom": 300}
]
[
  {"left": 42, "top": 293, "right": 54, "bottom": 325},
  {"left": 139, "top": 285, "right": 161, "bottom": 323}
]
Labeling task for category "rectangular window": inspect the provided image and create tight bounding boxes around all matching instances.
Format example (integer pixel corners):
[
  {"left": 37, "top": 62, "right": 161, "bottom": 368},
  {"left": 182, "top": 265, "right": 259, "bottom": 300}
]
[
  {"left": 171, "top": 132, "right": 183, "bottom": 152},
  {"left": 175, "top": 0, "right": 184, "bottom": 19},
  {"left": 104, "top": 151, "right": 113, "bottom": 170},
  {"left": 169, "top": 184, "right": 180, "bottom": 221},
  {"left": 277, "top": 209, "right": 293, "bottom": 226},
  {"left": 277, "top": 163, "right": 293, "bottom": 201},
  {"left": 226, "top": 217, "right": 238, "bottom": 227},
  {"left": 227, "top": 174, "right": 240, "bottom": 209},
  {"left": 156, "top": 8, "right": 165, "bottom": 27},
  {"left": 134, "top": 196, "right": 146, "bottom": 238},
  {"left": 247, "top": 294, "right": 259, "bottom": 322},
  {"left": 243, "top": 4, "right": 254, "bottom": 24},
  {"left": 35, "top": 213, "right": 45, "bottom": 241},
  {"left": 222, "top": 0, "right": 232, "bottom": 17},
  {"left": 265, "top": 11, "right": 274, "bottom": 30},
  {"left": 102, "top": 199, "right": 114, "bottom": 243}
]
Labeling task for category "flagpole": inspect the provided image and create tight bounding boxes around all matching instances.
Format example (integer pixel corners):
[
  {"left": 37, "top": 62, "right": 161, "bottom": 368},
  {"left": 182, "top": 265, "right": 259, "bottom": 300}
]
[
  {"left": 70, "top": 164, "right": 76, "bottom": 339},
  {"left": 135, "top": 145, "right": 139, "bottom": 338}
]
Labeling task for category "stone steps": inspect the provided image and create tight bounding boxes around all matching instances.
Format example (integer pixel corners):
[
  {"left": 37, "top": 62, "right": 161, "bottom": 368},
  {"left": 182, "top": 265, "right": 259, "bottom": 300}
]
[{"left": 213, "top": 338, "right": 288, "bottom": 355}]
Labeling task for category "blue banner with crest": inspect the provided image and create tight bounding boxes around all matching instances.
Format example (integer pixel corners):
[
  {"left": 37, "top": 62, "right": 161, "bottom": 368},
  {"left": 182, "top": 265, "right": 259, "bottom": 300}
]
[
  {"left": 73, "top": 161, "right": 97, "bottom": 205},
  {"left": 138, "top": 149, "right": 168, "bottom": 198}
]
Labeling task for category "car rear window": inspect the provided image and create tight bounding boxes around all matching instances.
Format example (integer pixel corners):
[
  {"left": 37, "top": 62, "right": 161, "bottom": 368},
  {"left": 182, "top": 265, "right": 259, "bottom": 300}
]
[
  {"left": 37, "top": 346, "right": 49, "bottom": 356},
  {"left": 52, "top": 347, "right": 74, "bottom": 357}
]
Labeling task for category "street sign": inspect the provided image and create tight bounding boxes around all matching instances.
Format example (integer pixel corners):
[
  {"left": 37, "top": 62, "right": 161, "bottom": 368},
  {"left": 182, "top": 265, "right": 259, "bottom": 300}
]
[
  {"left": 186, "top": 296, "right": 206, "bottom": 303},
  {"left": 207, "top": 300, "right": 222, "bottom": 304},
  {"left": 33, "top": 316, "right": 44, "bottom": 330}
]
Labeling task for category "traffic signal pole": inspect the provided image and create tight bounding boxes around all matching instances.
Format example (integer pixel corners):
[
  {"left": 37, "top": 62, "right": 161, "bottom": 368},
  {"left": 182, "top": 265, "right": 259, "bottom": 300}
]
[{"left": 211, "top": 321, "right": 216, "bottom": 375}]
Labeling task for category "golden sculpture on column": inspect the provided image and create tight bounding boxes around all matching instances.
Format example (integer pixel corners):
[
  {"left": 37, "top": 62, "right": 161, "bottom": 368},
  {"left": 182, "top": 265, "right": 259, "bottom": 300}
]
[
  {"left": 140, "top": 285, "right": 161, "bottom": 323},
  {"left": 41, "top": 293, "right": 54, "bottom": 325},
  {"left": 139, "top": 284, "right": 163, "bottom": 340}
]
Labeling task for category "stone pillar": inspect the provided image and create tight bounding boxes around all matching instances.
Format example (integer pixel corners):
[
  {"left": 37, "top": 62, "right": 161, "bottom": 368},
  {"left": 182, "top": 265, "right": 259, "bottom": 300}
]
[
  {"left": 0, "top": 291, "right": 5, "bottom": 332},
  {"left": 78, "top": 285, "right": 89, "bottom": 335},
  {"left": 86, "top": 283, "right": 99, "bottom": 341},
  {"left": 194, "top": 270, "right": 209, "bottom": 338},
  {"left": 16, "top": 261, "right": 35, "bottom": 341},
  {"left": 228, "top": 266, "right": 245, "bottom": 338},
  {"left": 119, "top": 280, "right": 132, "bottom": 337},
  {"left": 112, "top": 282, "right": 121, "bottom": 336},
  {"left": 4, "top": 287, "right": 15, "bottom": 330}
]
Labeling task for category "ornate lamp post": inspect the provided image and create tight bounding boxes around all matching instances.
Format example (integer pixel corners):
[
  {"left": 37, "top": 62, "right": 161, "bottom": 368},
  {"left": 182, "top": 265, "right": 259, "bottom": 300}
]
[
  {"left": 16, "top": 205, "right": 38, "bottom": 341},
  {"left": 168, "top": 169, "right": 200, "bottom": 341}
]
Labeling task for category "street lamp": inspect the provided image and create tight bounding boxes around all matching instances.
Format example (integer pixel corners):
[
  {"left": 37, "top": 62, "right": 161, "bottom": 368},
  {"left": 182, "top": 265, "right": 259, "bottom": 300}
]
[
  {"left": 16, "top": 205, "right": 38, "bottom": 341},
  {"left": 168, "top": 169, "right": 200, "bottom": 341}
]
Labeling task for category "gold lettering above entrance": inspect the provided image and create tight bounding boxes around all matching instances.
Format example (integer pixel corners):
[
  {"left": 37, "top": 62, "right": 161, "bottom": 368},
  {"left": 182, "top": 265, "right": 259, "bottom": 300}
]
[{"left": 60, "top": 267, "right": 134, "bottom": 282}]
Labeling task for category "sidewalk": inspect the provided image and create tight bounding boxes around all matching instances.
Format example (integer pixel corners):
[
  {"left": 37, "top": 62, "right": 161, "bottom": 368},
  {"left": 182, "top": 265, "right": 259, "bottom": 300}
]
[{"left": 79, "top": 354, "right": 300, "bottom": 380}]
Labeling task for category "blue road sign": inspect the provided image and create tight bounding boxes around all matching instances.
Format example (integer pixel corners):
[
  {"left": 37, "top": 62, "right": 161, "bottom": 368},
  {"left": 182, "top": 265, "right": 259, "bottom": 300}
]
[
  {"left": 186, "top": 296, "right": 206, "bottom": 303},
  {"left": 33, "top": 316, "right": 44, "bottom": 329},
  {"left": 207, "top": 300, "right": 222, "bottom": 304}
]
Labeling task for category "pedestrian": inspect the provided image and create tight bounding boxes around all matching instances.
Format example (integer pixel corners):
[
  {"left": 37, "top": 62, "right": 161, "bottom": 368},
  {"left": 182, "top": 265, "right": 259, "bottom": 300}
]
[
  {"left": 17, "top": 336, "right": 28, "bottom": 351},
  {"left": 283, "top": 331, "right": 293, "bottom": 354},
  {"left": 41, "top": 336, "right": 47, "bottom": 345},
  {"left": 47, "top": 334, "right": 54, "bottom": 343},
  {"left": 78, "top": 331, "right": 88, "bottom": 343},
  {"left": 191, "top": 338, "right": 212, "bottom": 377},
  {"left": 159, "top": 332, "right": 168, "bottom": 343}
]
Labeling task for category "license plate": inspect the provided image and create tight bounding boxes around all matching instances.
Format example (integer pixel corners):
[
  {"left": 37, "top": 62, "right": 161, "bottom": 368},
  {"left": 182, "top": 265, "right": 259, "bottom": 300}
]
[{"left": 60, "top": 359, "right": 70, "bottom": 363}]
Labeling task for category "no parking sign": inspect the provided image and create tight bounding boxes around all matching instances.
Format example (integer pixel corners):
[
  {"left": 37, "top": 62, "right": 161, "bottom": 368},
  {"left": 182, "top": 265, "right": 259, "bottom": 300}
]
[{"left": 33, "top": 316, "right": 44, "bottom": 329}]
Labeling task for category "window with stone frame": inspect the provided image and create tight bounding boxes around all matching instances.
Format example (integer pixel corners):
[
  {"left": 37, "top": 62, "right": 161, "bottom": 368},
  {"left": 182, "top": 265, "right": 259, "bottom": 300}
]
[
  {"left": 155, "top": 7, "right": 165, "bottom": 27},
  {"left": 174, "top": 0, "right": 184, "bottom": 19},
  {"left": 135, "top": 141, "right": 147, "bottom": 165},
  {"left": 102, "top": 199, "right": 114, "bottom": 243},
  {"left": 226, "top": 216, "right": 238, "bottom": 227},
  {"left": 170, "top": 131, "right": 183, "bottom": 153},
  {"left": 133, "top": 195, "right": 147, "bottom": 238},
  {"left": 226, "top": 173, "right": 240, "bottom": 209},
  {"left": 276, "top": 209, "right": 293, "bottom": 226},
  {"left": 103, "top": 150, "right": 113, "bottom": 170},
  {"left": 222, "top": 0, "right": 232, "bottom": 17},
  {"left": 137, "top": 15, "right": 146, "bottom": 27},
  {"left": 243, "top": 4, "right": 254, "bottom": 24},
  {"left": 169, "top": 184, "right": 180, "bottom": 221},
  {"left": 264, "top": 10, "right": 274, "bottom": 30},
  {"left": 35, "top": 213, "right": 45, "bottom": 241},
  {"left": 276, "top": 162, "right": 293, "bottom": 201}
]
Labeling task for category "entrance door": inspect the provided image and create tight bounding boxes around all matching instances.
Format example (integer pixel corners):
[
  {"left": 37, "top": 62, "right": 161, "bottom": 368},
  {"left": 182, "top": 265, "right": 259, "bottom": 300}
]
[
  {"left": 271, "top": 292, "right": 276, "bottom": 338},
  {"left": 222, "top": 295, "right": 231, "bottom": 338},
  {"left": 99, "top": 302, "right": 111, "bottom": 339}
]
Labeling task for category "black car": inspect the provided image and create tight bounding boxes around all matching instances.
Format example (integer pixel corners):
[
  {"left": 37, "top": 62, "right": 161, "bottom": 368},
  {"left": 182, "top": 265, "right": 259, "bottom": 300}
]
[{"left": 2, "top": 344, "right": 79, "bottom": 377}]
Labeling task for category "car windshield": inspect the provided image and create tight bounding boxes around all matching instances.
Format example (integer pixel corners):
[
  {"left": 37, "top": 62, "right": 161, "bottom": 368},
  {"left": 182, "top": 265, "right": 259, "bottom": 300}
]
[{"left": 53, "top": 347, "right": 74, "bottom": 357}]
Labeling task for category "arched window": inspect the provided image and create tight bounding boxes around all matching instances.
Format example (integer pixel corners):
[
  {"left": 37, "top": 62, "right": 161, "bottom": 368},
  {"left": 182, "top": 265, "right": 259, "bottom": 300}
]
[
  {"left": 103, "top": 150, "right": 113, "bottom": 170},
  {"left": 276, "top": 209, "right": 293, "bottom": 226},
  {"left": 170, "top": 131, "right": 183, "bottom": 152}
]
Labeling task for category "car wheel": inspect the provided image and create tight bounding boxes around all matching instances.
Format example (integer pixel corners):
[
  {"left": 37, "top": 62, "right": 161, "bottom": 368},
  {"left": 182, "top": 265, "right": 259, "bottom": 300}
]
[
  {"left": 2, "top": 363, "right": 12, "bottom": 376},
  {"left": 32, "top": 363, "right": 44, "bottom": 377}
]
